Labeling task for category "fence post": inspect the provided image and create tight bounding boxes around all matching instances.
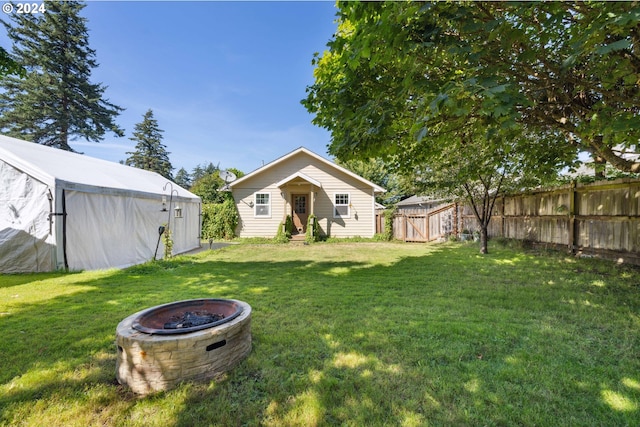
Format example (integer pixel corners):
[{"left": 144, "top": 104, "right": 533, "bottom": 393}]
[
  {"left": 425, "top": 213, "right": 429, "bottom": 241},
  {"left": 454, "top": 202, "right": 459, "bottom": 236},
  {"left": 402, "top": 214, "right": 406, "bottom": 242},
  {"left": 501, "top": 196, "right": 505, "bottom": 238},
  {"left": 568, "top": 181, "right": 576, "bottom": 254}
]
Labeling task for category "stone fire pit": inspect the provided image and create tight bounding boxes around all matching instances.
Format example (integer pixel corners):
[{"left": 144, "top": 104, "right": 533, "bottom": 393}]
[{"left": 115, "top": 298, "right": 251, "bottom": 395}]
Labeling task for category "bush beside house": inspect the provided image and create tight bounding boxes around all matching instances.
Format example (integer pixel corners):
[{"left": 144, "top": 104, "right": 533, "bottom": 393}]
[{"left": 201, "top": 198, "right": 238, "bottom": 246}]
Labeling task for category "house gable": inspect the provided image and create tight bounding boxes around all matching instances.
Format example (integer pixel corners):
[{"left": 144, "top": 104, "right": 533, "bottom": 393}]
[{"left": 230, "top": 147, "right": 385, "bottom": 193}]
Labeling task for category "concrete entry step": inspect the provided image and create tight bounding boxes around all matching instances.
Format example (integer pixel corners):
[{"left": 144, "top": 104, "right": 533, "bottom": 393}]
[{"left": 290, "top": 234, "right": 306, "bottom": 241}]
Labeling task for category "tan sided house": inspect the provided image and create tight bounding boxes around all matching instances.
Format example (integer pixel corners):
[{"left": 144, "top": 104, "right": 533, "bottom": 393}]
[{"left": 228, "top": 147, "right": 385, "bottom": 239}]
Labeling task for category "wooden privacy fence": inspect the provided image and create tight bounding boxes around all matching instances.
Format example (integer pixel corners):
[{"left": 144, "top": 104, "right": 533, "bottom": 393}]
[
  {"left": 459, "top": 178, "right": 640, "bottom": 264},
  {"left": 378, "top": 178, "right": 640, "bottom": 264}
]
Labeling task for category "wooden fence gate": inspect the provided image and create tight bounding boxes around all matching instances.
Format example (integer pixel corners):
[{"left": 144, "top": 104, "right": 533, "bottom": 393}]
[{"left": 378, "top": 204, "right": 456, "bottom": 242}]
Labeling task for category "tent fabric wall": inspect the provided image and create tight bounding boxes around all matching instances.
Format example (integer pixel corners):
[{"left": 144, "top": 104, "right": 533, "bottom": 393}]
[
  {"left": 166, "top": 199, "right": 201, "bottom": 259},
  {"left": 64, "top": 191, "right": 200, "bottom": 271},
  {"left": 65, "top": 191, "right": 157, "bottom": 271},
  {"left": 0, "top": 135, "right": 201, "bottom": 273},
  {"left": 0, "top": 160, "right": 55, "bottom": 272}
]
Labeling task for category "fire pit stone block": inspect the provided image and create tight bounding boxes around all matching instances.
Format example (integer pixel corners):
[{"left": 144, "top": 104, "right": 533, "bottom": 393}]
[{"left": 115, "top": 299, "right": 251, "bottom": 395}]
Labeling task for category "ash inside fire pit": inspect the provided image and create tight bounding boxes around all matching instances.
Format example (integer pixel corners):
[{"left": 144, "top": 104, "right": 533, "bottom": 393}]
[
  {"left": 164, "top": 311, "right": 225, "bottom": 329},
  {"left": 131, "top": 298, "right": 244, "bottom": 335}
]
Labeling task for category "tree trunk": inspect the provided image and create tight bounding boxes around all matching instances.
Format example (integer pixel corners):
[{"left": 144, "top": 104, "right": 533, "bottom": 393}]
[
  {"left": 479, "top": 225, "right": 489, "bottom": 254},
  {"left": 463, "top": 173, "right": 504, "bottom": 256},
  {"left": 593, "top": 155, "right": 606, "bottom": 179}
]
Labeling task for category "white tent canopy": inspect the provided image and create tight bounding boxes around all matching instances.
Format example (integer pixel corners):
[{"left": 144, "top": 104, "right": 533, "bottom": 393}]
[{"left": 0, "top": 135, "right": 201, "bottom": 273}]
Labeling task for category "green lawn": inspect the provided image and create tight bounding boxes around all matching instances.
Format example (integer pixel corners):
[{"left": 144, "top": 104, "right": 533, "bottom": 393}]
[{"left": 1, "top": 242, "right": 639, "bottom": 426}]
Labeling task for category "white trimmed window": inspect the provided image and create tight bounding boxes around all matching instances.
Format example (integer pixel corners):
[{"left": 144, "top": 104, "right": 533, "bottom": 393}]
[
  {"left": 334, "top": 193, "right": 350, "bottom": 218},
  {"left": 254, "top": 192, "right": 271, "bottom": 217}
]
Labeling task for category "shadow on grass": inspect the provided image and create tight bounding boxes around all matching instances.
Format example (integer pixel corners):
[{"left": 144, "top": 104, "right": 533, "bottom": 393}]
[
  {"left": 1, "top": 243, "right": 639, "bottom": 426},
  {"left": 0, "top": 270, "right": 84, "bottom": 288}
]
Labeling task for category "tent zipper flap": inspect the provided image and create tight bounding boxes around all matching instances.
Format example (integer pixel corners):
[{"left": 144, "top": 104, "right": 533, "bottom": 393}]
[
  {"left": 46, "top": 188, "right": 66, "bottom": 235},
  {"left": 48, "top": 188, "right": 68, "bottom": 270},
  {"left": 62, "top": 189, "right": 68, "bottom": 271}
]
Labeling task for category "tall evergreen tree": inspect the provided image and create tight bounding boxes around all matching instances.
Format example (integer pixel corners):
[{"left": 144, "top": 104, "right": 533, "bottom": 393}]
[
  {"left": 174, "top": 167, "right": 192, "bottom": 189},
  {"left": 191, "top": 162, "right": 218, "bottom": 182},
  {"left": 0, "top": 0, "right": 124, "bottom": 150},
  {"left": 125, "top": 109, "right": 173, "bottom": 180}
]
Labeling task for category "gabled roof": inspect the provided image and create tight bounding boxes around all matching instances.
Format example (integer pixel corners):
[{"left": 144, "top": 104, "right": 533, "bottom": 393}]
[
  {"left": 275, "top": 171, "right": 322, "bottom": 188},
  {"left": 229, "top": 147, "right": 386, "bottom": 193},
  {"left": 0, "top": 135, "right": 198, "bottom": 200}
]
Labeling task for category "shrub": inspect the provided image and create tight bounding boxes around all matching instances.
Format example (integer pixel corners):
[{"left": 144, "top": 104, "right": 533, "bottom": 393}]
[
  {"left": 284, "top": 215, "right": 294, "bottom": 235},
  {"left": 273, "top": 220, "right": 291, "bottom": 243},
  {"left": 305, "top": 214, "right": 319, "bottom": 243},
  {"left": 201, "top": 198, "right": 238, "bottom": 246},
  {"left": 372, "top": 233, "right": 388, "bottom": 241},
  {"left": 383, "top": 208, "right": 395, "bottom": 241}
]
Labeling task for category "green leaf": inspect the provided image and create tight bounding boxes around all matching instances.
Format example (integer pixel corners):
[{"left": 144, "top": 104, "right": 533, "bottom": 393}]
[
  {"left": 361, "top": 45, "right": 371, "bottom": 59},
  {"left": 415, "top": 126, "right": 428, "bottom": 142},
  {"left": 429, "top": 93, "right": 449, "bottom": 113},
  {"left": 596, "top": 38, "right": 631, "bottom": 55},
  {"left": 492, "top": 84, "right": 508, "bottom": 93},
  {"left": 562, "top": 54, "right": 577, "bottom": 69}
]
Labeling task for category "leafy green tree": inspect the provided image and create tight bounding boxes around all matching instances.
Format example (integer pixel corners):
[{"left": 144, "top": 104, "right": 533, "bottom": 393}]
[
  {"left": 422, "top": 125, "right": 569, "bottom": 252},
  {"left": 305, "top": 1, "right": 639, "bottom": 173},
  {"left": 189, "top": 166, "right": 244, "bottom": 202},
  {"left": 190, "top": 172, "right": 227, "bottom": 204},
  {"left": 125, "top": 109, "right": 173, "bottom": 180},
  {"left": 174, "top": 167, "right": 192, "bottom": 189},
  {"left": 0, "top": 0, "right": 124, "bottom": 150},
  {"left": 303, "top": 1, "right": 585, "bottom": 253},
  {"left": 336, "top": 157, "right": 410, "bottom": 204}
]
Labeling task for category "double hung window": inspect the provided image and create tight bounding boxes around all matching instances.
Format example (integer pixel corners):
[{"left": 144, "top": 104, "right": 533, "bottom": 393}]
[
  {"left": 334, "top": 193, "right": 350, "bottom": 218},
  {"left": 254, "top": 192, "right": 270, "bottom": 217}
]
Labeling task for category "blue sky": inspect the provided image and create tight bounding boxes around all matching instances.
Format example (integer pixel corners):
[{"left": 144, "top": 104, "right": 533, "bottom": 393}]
[{"left": 2, "top": 1, "right": 339, "bottom": 176}]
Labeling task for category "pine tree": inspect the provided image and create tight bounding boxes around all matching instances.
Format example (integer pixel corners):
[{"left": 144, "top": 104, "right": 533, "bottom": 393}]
[
  {"left": 0, "top": 1, "right": 124, "bottom": 150},
  {"left": 125, "top": 109, "right": 173, "bottom": 180},
  {"left": 191, "top": 162, "right": 218, "bottom": 182},
  {"left": 174, "top": 167, "right": 192, "bottom": 189}
]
